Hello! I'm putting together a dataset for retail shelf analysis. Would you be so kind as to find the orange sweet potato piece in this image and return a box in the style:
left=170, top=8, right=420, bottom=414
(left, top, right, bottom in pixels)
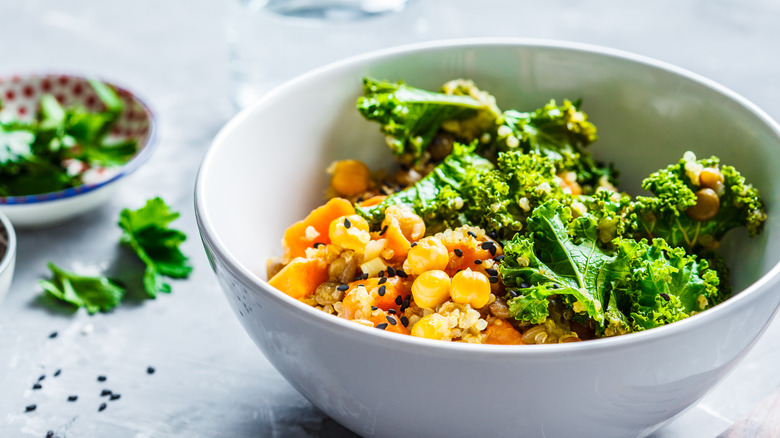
left=379, top=220, right=412, bottom=263
left=283, top=198, right=355, bottom=262
left=268, top=257, right=328, bottom=300
left=369, top=312, right=408, bottom=335
left=358, top=195, right=387, bottom=207
left=484, top=319, right=526, bottom=345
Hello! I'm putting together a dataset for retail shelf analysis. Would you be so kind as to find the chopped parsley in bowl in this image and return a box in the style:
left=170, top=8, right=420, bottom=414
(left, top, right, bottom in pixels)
left=0, top=73, right=157, bottom=227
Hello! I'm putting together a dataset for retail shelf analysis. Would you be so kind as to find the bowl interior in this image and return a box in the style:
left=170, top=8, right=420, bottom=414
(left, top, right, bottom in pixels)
left=199, top=40, right=780, bottom=315
left=0, top=73, right=155, bottom=203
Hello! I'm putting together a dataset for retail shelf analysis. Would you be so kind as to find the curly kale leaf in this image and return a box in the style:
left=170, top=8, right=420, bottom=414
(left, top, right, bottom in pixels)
left=609, top=238, right=720, bottom=332
left=495, top=99, right=615, bottom=190
left=462, top=150, right=563, bottom=242
left=356, top=78, right=500, bottom=164
left=630, top=152, right=766, bottom=252
left=355, top=143, right=493, bottom=232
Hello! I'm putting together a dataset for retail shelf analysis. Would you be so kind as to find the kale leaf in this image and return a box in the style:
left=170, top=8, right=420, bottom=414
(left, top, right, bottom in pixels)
left=39, top=263, right=125, bottom=314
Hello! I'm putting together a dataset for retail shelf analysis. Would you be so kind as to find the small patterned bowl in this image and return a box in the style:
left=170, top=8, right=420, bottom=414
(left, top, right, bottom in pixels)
left=0, top=73, right=157, bottom=228
left=0, top=209, right=15, bottom=304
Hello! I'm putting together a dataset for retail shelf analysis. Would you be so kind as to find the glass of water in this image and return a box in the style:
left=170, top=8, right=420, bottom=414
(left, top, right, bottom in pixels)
left=226, top=0, right=432, bottom=109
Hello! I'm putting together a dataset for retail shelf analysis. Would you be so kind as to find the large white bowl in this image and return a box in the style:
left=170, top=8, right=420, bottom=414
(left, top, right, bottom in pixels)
left=195, top=39, right=780, bottom=437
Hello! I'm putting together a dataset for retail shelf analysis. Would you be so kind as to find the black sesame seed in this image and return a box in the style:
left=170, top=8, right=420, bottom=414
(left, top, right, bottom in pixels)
left=489, top=276, right=499, bottom=284
left=313, top=242, right=325, bottom=248
left=337, top=284, right=349, bottom=292
left=146, top=366, right=155, bottom=375
left=356, top=196, right=364, bottom=203
left=468, top=231, right=477, bottom=238
left=46, top=431, right=54, bottom=438
left=387, top=309, right=396, bottom=315
left=25, top=404, right=36, bottom=412
left=493, top=255, right=505, bottom=262
left=481, top=241, right=496, bottom=254
left=101, top=389, right=112, bottom=397
left=509, top=290, right=520, bottom=298
left=376, top=323, right=388, bottom=330
left=97, top=376, right=107, bottom=382
left=410, top=242, right=417, bottom=247
left=387, top=266, right=396, bottom=277
left=379, top=225, right=388, bottom=236
left=38, top=375, right=45, bottom=382
left=400, top=316, right=409, bottom=327
left=378, top=285, right=386, bottom=296
left=67, top=395, right=78, bottom=402
left=361, top=273, right=369, bottom=280
left=48, top=331, right=58, bottom=339
left=344, top=218, right=352, bottom=229
left=396, top=269, right=408, bottom=278
left=490, top=231, right=498, bottom=239
left=353, top=276, right=362, bottom=282
left=519, top=282, right=531, bottom=289
left=371, top=306, right=378, bottom=311
left=53, top=369, right=61, bottom=377
left=660, top=293, right=670, bottom=302
left=98, top=403, right=107, bottom=412
left=395, top=295, right=403, bottom=305
left=33, top=383, right=42, bottom=390
left=551, top=284, right=560, bottom=290
left=378, top=277, right=387, bottom=285
left=454, top=248, right=463, bottom=257
left=474, top=259, right=483, bottom=265
left=109, top=394, right=121, bottom=401
left=386, top=316, right=397, bottom=325
left=486, top=268, right=498, bottom=276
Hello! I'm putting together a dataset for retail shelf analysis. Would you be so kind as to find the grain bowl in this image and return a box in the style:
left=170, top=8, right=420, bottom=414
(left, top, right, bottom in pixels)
left=195, top=39, right=780, bottom=437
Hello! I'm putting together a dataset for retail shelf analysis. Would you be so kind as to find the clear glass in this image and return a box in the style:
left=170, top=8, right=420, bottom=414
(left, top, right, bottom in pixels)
left=226, top=0, right=431, bottom=109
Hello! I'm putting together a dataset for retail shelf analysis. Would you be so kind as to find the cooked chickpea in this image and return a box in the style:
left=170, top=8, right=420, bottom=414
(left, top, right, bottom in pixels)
left=699, top=167, right=724, bottom=190
left=329, top=160, right=371, bottom=196
left=328, top=215, right=371, bottom=251
left=410, top=314, right=450, bottom=340
left=411, top=270, right=451, bottom=309
left=383, top=205, right=425, bottom=241
left=449, top=268, right=491, bottom=308
left=406, top=236, right=449, bottom=275
left=686, top=188, right=720, bottom=221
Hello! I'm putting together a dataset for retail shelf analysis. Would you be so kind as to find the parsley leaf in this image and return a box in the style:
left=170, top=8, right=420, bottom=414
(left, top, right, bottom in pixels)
left=119, top=197, right=192, bottom=298
left=38, top=263, right=125, bottom=314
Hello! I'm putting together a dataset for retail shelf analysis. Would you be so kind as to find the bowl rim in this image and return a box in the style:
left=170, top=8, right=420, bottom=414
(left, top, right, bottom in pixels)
left=0, top=209, right=16, bottom=275
left=196, top=37, right=780, bottom=356
left=0, top=72, right=158, bottom=206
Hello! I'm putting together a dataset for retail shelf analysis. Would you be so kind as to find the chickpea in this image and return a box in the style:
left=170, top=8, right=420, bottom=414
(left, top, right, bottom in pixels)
left=686, top=188, right=720, bottom=221
left=699, top=167, right=725, bottom=194
left=329, top=160, right=371, bottom=197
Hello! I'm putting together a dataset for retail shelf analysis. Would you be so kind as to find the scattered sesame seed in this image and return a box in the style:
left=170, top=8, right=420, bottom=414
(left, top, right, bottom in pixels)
left=48, top=332, right=58, bottom=339
left=387, top=266, right=396, bottom=277
left=378, top=277, right=387, bottom=285
left=400, top=316, right=409, bottom=327
left=489, top=276, right=499, bottom=284
left=313, top=242, right=325, bottom=248
left=101, top=389, right=112, bottom=397
left=474, top=259, right=483, bottom=265
left=53, top=369, right=61, bottom=377
left=344, top=218, right=352, bottom=229
left=33, top=383, right=42, bottom=390
left=38, top=375, right=45, bottom=382
left=25, top=404, right=36, bottom=412
left=396, top=269, right=408, bottom=278
left=486, top=268, right=498, bottom=276
left=146, top=366, right=155, bottom=375
left=395, top=295, right=403, bottom=305
left=98, top=403, right=107, bottom=412
left=468, top=231, right=477, bottom=238
left=378, top=285, right=386, bottom=296
left=481, top=241, right=497, bottom=256
left=494, top=255, right=505, bottom=262
left=47, top=431, right=54, bottom=438
left=386, top=316, right=397, bottom=325
left=376, top=323, right=388, bottom=330
left=509, top=290, right=520, bottom=298
left=371, top=306, right=378, bottom=311
left=454, top=249, right=463, bottom=257
left=551, top=284, right=560, bottom=289
left=109, top=394, right=121, bottom=401
left=387, top=309, right=396, bottom=314
left=519, top=282, right=530, bottom=289
left=379, top=225, right=388, bottom=236
left=97, top=376, right=107, bottom=382
left=410, top=242, right=417, bottom=247
left=660, top=293, right=670, bottom=302
left=336, top=284, right=349, bottom=292
left=67, top=395, right=78, bottom=402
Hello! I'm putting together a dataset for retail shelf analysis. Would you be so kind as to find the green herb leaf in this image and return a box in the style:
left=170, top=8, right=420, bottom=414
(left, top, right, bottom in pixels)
left=38, top=263, right=125, bottom=314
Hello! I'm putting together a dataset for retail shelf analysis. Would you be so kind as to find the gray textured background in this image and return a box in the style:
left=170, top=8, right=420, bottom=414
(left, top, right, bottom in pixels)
left=1, top=1, right=779, bottom=436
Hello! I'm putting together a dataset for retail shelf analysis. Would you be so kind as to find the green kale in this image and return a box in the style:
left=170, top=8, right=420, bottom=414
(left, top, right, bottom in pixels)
left=495, top=99, right=615, bottom=191
left=0, top=80, right=137, bottom=196
left=119, top=197, right=192, bottom=298
left=356, top=77, right=501, bottom=164
left=355, top=142, right=493, bottom=233
left=38, top=263, right=125, bottom=314
left=629, top=152, right=766, bottom=252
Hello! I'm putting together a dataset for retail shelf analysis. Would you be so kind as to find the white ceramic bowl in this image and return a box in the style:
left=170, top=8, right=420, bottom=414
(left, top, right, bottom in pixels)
left=0, top=73, right=157, bottom=228
left=0, top=210, right=16, bottom=305
left=195, top=39, right=780, bottom=437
